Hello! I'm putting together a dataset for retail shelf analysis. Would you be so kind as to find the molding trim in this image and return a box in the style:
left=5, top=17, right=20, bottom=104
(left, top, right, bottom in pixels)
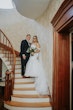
left=51, top=0, right=73, bottom=32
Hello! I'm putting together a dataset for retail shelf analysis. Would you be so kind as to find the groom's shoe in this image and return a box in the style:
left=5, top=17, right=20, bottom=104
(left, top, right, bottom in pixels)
left=23, top=76, right=30, bottom=78
left=22, top=76, right=26, bottom=78
left=26, top=76, right=30, bottom=78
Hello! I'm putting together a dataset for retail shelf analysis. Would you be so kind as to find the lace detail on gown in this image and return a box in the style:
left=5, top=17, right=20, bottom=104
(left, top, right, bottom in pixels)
left=25, top=44, right=49, bottom=95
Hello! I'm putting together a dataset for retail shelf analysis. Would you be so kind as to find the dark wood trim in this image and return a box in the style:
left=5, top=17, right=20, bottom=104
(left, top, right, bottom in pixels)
left=4, top=71, right=13, bottom=101
left=0, top=58, right=2, bottom=78
left=51, top=0, right=73, bottom=32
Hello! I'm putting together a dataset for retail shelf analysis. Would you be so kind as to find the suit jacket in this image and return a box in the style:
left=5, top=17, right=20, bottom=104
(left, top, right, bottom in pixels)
left=20, top=40, right=30, bottom=57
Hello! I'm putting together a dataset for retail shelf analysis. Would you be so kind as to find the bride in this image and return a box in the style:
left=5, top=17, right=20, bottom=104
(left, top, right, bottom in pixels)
left=25, top=35, right=49, bottom=95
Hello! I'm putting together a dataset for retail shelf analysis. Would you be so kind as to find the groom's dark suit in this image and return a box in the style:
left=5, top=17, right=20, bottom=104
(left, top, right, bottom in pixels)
left=20, top=40, right=30, bottom=76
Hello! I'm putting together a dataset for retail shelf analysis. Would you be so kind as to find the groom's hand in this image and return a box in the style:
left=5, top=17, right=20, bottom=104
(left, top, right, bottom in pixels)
left=22, top=54, right=26, bottom=59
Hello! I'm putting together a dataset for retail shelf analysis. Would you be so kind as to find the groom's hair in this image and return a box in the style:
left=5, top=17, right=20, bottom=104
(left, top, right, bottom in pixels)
left=26, top=34, right=31, bottom=37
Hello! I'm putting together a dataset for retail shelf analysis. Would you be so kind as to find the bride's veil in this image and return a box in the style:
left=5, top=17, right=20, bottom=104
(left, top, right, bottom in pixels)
left=35, top=49, right=50, bottom=95
left=38, top=48, right=48, bottom=81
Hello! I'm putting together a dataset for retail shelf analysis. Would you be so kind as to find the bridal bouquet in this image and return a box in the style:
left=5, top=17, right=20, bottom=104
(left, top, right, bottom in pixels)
left=27, top=47, right=37, bottom=56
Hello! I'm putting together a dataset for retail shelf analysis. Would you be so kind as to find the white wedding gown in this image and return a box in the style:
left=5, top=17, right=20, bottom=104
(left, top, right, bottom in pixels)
left=25, top=44, right=49, bottom=95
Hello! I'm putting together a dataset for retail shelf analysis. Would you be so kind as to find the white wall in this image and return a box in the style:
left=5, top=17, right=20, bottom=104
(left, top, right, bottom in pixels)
left=36, top=0, right=64, bottom=94
left=36, top=0, right=64, bottom=28
left=0, top=0, right=63, bottom=94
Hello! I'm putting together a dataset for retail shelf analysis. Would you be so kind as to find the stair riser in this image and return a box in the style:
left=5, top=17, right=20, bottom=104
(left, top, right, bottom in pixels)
left=15, top=78, right=34, bottom=83
left=13, top=90, right=38, bottom=95
left=15, top=69, right=21, bottom=73
left=11, top=97, right=50, bottom=103
left=15, top=74, right=21, bottom=78
left=15, top=76, right=22, bottom=79
left=16, top=61, right=21, bottom=64
left=16, top=58, right=21, bottom=60
left=14, top=84, right=35, bottom=88
left=4, top=104, right=52, bottom=110
left=15, top=65, right=21, bottom=69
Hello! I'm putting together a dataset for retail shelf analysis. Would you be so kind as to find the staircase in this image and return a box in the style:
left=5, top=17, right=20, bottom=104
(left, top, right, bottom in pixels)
left=4, top=57, right=52, bottom=110
left=0, top=29, right=52, bottom=110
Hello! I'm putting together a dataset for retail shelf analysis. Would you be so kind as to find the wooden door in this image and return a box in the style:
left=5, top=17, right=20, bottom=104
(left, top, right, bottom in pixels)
left=53, top=32, right=70, bottom=110
left=51, top=0, right=73, bottom=110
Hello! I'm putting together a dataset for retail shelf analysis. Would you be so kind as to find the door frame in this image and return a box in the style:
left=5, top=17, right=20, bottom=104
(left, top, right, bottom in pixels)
left=70, top=31, right=73, bottom=110
left=51, top=0, right=73, bottom=110
left=0, top=58, right=2, bottom=79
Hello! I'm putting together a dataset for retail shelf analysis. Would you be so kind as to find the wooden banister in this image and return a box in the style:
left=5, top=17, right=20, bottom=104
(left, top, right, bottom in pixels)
left=0, top=29, right=16, bottom=101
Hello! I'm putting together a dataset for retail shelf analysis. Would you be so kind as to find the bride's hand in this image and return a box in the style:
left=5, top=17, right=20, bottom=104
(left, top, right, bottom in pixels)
left=35, top=43, right=40, bottom=53
left=34, top=49, right=40, bottom=53
left=31, top=52, right=34, bottom=56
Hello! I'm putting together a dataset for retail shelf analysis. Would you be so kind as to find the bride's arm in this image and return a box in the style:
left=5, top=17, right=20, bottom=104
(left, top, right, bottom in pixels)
left=35, top=43, right=40, bottom=53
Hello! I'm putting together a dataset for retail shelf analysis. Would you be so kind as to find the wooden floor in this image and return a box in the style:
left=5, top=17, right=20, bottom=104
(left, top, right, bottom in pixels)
left=0, top=95, right=8, bottom=110
left=0, top=86, right=8, bottom=110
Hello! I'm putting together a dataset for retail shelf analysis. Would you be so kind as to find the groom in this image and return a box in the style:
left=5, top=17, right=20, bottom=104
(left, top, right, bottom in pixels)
left=20, top=34, right=31, bottom=78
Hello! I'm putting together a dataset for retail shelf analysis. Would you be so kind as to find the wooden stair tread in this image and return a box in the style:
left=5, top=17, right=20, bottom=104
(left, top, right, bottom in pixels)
left=5, top=101, right=52, bottom=107
left=13, top=88, right=35, bottom=91
left=12, top=94, right=50, bottom=98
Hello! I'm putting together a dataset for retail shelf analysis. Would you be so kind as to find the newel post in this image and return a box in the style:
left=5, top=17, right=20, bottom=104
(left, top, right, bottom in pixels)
left=4, top=70, right=12, bottom=101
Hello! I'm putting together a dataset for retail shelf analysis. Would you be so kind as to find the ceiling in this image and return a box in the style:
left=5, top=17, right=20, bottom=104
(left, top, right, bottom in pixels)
left=13, top=0, right=51, bottom=19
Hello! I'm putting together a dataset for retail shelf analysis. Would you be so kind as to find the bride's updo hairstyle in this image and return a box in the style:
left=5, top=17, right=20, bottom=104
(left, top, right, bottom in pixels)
left=32, top=35, right=39, bottom=43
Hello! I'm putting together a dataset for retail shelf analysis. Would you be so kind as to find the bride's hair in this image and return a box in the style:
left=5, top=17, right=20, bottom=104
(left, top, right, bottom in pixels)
left=32, top=35, right=39, bottom=43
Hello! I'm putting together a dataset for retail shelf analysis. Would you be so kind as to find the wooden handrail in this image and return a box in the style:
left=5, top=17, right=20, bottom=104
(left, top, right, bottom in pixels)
left=0, top=29, right=16, bottom=70
left=0, top=29, right=13, bottom=47
left=15, top=49, right=20, bottom=57
left=0, top=29, right=16, bottom=101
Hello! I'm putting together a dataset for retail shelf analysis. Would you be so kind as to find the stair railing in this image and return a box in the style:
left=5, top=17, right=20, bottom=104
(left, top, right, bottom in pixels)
left=0, top=29, right=16, bottom=101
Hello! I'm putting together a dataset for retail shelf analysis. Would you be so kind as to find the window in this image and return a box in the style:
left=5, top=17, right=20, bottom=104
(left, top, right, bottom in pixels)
left=0, top=0, right=14, bottom=9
